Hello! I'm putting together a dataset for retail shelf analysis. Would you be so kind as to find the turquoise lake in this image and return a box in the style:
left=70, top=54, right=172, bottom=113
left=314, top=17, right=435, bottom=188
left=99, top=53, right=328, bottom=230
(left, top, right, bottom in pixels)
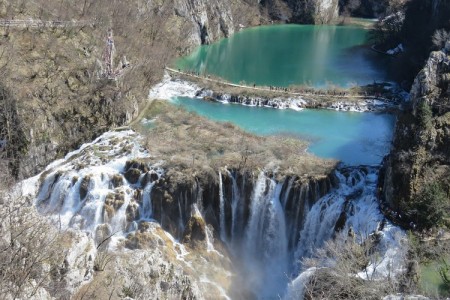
left=172, top=24, right=395, bottom=165
left=171, top=97, right=395, bottom=165
left=176, top=24, right=391, bottom=88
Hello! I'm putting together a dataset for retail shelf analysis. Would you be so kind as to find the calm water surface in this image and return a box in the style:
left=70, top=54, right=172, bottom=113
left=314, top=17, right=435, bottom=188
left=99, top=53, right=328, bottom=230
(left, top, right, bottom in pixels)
left=172, top=97, right=395, bottom=165
left=176, top=25, right=390, bottom=87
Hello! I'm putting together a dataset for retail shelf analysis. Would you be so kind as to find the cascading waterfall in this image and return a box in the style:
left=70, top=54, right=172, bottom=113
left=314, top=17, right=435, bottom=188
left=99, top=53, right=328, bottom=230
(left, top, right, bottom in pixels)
left=293, top=192, right=346, bottom=263
left=110, top=187, right=133, bottom=233
left=241, top=172, right=289, bottom=299
left=140, top=182, right=155, bottom=220
left=219, top=170, right=226, bottom=242
left=213, top=167, right=404, bottom=299
left=229, top=170, right=242, bottom=246
left=284, top=167, right=406, bottom=299
left=31, top=131, right=162, bottom=239
left=28, top=129, right=404, bottom=300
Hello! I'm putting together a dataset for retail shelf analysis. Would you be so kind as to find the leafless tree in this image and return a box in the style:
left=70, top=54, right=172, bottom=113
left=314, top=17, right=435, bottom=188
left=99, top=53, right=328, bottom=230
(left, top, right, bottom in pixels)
left=301, top=230, right=411, bottom=299
left=432, top=29, right=450, bottom=49
left=0, top=180, right=66, bottom=299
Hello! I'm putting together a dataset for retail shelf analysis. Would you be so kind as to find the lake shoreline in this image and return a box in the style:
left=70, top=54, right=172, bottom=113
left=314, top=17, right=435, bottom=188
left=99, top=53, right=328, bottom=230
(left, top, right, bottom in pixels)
left=157, top=73, right=404, bottom=113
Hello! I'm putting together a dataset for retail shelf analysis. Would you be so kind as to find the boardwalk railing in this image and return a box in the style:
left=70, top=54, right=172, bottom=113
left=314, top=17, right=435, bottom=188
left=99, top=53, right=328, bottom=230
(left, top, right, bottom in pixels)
left=165, top=67, right=391, bottom=100
left=0, top=19, right=90, bottom=28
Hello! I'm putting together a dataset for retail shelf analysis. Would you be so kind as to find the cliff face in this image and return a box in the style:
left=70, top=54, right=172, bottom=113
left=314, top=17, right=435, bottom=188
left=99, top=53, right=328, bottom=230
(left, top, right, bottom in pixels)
left=274, top=0, right=340, bottom=24
left=382, top=46, right=450, bottom=217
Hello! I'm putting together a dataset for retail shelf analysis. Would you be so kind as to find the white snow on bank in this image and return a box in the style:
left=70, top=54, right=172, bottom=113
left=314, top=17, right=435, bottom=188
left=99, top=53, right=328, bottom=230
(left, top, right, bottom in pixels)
left=149, top=73, right=200, bottom=99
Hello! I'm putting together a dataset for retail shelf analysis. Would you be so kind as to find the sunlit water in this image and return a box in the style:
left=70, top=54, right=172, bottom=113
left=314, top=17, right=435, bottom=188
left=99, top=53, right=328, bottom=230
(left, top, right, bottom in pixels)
left=171, top=97, right=395, bottom=165
left=176, top=24, right=390, bottom=88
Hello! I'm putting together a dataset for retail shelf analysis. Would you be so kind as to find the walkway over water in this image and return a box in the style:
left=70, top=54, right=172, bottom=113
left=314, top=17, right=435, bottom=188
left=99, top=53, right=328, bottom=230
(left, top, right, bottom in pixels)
left=165, top=67, right=394, bottom=102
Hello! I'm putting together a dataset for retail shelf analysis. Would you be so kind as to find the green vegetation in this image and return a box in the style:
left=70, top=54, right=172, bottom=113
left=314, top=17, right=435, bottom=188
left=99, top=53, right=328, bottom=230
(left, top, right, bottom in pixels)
left=417, top=101, right=433, bottom=129
left=407, top=183, right=449, bottom=229
left=420, top=258, right=450, bottom=298
left=439, top=260, right=450, bottom=285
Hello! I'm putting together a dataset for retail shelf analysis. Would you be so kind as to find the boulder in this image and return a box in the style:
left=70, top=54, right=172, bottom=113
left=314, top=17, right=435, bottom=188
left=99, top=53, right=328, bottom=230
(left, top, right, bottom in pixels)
left=124, top=168, right=141, bottom=184
left=111, top=174, right=124, bottom=188
left=182, top=214, right=207, bottom=249
left=79, top=175, right=91, bottom=200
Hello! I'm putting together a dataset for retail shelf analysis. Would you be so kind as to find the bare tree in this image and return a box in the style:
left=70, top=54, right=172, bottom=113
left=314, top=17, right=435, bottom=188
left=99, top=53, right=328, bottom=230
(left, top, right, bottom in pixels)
left=432, top=29, right=450, bottom=49
left=301, top=230, right=411, bottom=299
left=0, top=181, right=66, bottom=299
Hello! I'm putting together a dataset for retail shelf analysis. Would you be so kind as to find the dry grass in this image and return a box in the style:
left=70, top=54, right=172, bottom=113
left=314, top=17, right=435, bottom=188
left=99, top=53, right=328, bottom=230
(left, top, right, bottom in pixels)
left=133, top=101, right=337, bottom=179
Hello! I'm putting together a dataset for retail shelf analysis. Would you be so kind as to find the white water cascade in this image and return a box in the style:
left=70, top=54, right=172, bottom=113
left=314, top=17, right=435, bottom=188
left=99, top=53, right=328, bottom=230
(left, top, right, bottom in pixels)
left=140, top=182, right=155, bottom=220
left=284, top=167, right=406, bottom=299
left=229, top=170, right=243, bottom=246
left=29, top=131, right=163, bottom=240
left=238, top=172, right=289, bottom=299
left=23, top=130, right=406, bottom=300
left=218, top=170, right=226, bottom=243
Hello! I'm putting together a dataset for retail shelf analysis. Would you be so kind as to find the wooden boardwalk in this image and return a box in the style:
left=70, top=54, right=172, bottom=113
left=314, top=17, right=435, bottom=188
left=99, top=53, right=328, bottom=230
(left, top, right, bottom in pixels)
left=0, top=19, right=90, bottom=28
left=165, top=67, right=391, bottom=101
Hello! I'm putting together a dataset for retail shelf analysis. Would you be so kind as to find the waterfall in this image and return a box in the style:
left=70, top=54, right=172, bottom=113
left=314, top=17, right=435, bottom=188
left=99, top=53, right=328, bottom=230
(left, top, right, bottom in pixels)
left=110, top=187, right=132, bottom=233
left=140, top=182, right=154, bottom=220
left=286, top=167, right=406, bottom=299
left=242, top=172, right=289, bottom=299
left=294, top=193, right=345, bottom=263
left=31, top=130, right=156, bottom=237
left=28, top=130, right=405, bottom=300
left=229, top=170, right=242, bottom=246
left=218, top=170, right=226, bottom=243
left=281, top=177, right=295, bottom=209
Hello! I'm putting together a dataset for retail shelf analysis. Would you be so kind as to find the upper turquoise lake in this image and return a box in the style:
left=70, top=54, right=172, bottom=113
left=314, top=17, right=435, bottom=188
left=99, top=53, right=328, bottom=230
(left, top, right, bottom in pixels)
left=172, top=24, right=395, bottom=165
left=176, top=24, right=390, bottom=88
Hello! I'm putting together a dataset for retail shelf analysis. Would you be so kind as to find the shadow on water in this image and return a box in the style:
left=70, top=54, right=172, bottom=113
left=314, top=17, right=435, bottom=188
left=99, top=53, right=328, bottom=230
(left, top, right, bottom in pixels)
left=329, top=112, right=396, bottom=166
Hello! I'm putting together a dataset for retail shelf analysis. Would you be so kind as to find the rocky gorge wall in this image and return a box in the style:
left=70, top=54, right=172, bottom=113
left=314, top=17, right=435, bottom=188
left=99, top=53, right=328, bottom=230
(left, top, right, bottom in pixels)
left=382, top=44, right=450, bottom=222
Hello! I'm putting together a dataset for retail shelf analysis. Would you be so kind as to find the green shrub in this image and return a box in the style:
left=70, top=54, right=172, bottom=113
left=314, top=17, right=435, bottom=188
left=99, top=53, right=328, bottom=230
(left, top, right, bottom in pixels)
left=411, top=183, right=449, bottom=229
left=417, top=101, right=433, bottom=129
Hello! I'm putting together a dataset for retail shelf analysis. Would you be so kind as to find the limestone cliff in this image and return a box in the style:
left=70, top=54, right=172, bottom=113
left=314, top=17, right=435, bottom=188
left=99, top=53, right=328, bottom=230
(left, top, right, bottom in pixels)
left=382, top=45, right=450, bottom=226
left=264, top=0, right=340, bottom=24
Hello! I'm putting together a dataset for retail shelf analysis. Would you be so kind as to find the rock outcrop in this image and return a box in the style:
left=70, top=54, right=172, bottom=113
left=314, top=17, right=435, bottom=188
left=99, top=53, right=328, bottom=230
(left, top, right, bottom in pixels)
left=283, top=0, right=340, bottom=24
left=382, top=46, right=450, bottom=221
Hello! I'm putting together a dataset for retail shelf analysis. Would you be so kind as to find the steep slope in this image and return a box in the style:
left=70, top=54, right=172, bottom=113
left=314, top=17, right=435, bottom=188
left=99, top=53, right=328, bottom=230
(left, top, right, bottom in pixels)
left=382, top=45, right=450, bottom=228
left=0, top=0, right=262, bottom=179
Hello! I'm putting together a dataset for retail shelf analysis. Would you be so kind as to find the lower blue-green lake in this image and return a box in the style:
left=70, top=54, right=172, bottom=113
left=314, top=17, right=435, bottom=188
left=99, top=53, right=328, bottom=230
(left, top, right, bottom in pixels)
left=172, top=97, right=395, bottom=165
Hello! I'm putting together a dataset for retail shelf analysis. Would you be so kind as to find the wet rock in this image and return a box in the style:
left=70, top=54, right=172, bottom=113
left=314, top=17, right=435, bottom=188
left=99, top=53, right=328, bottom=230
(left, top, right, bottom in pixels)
left=160, top=281, right=170, bottom=292
left=334, top=211, right=347, bottom=232
left=95, top=224, right=112, bottom=248
left=182, top=215, right=207, bottom=249
left=126, top=202, right=139, bottom=222
left=142, top=170, right=159, bottom=186
left=125, top=159, right=149, bottom=173
left=79, top=175, right=91, bottom=200
left=111, top=174, right=124, bottom=188
left=125, top=168, right=141, bottom=184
